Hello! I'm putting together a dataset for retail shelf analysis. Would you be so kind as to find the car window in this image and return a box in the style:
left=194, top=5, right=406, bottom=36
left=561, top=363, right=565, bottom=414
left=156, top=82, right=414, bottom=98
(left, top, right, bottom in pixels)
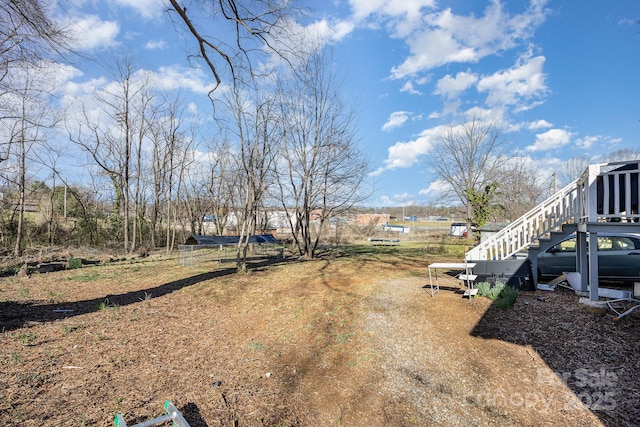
left=597, top=236, right=614, bottom=251
left=552, top=238, right=576, bottom=252
left=608, top=236, right=636, bottom=251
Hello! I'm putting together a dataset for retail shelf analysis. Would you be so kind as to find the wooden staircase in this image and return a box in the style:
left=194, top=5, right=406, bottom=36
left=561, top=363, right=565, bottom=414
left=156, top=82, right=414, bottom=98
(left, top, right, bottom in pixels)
left=464, top=160, right=640, bottom=300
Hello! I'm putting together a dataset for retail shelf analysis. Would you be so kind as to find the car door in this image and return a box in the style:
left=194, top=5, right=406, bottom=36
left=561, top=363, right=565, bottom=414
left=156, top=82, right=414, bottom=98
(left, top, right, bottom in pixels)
left=597, top=235, right=640, bottom=278
left=538, top=237, right=577, bottom=276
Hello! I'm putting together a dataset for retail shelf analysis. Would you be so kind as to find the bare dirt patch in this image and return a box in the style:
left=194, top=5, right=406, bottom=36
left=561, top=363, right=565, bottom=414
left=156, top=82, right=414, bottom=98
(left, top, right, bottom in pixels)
left=0, top=249, right=638, bottom=426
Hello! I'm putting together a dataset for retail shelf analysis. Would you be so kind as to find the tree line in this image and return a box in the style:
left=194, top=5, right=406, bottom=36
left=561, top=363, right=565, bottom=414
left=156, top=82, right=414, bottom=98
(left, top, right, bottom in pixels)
left=0, top=1, right=368, bottom=272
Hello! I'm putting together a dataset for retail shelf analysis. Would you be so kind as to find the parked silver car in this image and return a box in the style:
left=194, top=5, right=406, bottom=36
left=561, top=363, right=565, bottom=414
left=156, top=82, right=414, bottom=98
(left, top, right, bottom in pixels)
left=537, top=233, right=640, bottom=282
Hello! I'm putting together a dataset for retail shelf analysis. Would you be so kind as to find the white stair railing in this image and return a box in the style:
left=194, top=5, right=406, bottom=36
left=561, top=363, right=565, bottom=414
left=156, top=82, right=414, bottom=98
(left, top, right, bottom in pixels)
left=465, top=159, right=640, bottom=262
left=465, top=179, right=579, bottom=261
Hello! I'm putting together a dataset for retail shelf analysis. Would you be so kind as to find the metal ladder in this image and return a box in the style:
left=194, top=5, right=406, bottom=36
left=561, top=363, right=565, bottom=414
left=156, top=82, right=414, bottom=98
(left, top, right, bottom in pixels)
left=114, top=400, right=191, bottom=427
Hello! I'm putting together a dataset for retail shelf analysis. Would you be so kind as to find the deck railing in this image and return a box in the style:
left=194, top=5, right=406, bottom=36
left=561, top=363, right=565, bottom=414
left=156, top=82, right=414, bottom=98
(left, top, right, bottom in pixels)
left=465, top=160, right=640, bottom=261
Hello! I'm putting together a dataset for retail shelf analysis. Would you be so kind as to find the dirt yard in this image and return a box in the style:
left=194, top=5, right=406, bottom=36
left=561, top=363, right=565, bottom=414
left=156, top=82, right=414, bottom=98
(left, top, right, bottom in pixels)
left=1, top=247, right=639, bottom=426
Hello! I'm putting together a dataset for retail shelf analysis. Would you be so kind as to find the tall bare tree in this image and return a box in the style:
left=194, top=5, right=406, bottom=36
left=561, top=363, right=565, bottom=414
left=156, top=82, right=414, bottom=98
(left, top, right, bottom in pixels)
left=432, top=116, right=506, bottom=237
left=274, top=48, right=368, bottom=259
left=224, top=88, right=277, bottom=272
left=68, top=59, right=153, bottom=253
left=205, top=138, right=235, bottom=236
left=147, top=94, right=193, bottom=253
left=2, top=67, right=57, bottom=256
left=558, top=155, right=591, bottom=187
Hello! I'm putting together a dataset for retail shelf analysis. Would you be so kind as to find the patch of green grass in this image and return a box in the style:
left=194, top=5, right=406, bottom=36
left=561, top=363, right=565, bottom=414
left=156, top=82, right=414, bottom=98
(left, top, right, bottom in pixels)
left=15, top=332, right=36, bottom=344
left=61, top=324, right=83, bottom=334
left=70, top=270, right=105, bottom=282
left=46, top=289, right=64, bottom=301
left=19, top=288, right=29, bottom=298
left=336, top=331, right=354, bottom=344
left=248, top=340, right=267, bottom=352
left=98, top=299, right=121, bottom=319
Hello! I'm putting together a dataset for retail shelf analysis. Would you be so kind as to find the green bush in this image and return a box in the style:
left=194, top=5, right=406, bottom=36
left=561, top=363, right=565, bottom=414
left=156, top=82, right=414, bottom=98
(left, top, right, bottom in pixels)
left=476, top=281, right=492, bottom=296
left=476, top=281, right=517, bottom=309
left=495, top=285, right=518, bottom=310
left=68, top=258, right=83, bottom=269
left=477, top=281, right=505, bottom=300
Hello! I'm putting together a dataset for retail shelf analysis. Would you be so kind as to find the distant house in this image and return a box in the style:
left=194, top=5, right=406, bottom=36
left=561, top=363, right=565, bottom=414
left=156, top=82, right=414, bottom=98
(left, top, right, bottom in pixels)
left=477, top=222, right=510, bottom=243
left=355, top=213, right=390, bottom=226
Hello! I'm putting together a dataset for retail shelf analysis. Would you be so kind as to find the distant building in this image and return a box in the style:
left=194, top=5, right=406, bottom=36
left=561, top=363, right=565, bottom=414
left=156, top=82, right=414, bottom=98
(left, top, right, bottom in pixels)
left=355, top=213, right=390, bottom=226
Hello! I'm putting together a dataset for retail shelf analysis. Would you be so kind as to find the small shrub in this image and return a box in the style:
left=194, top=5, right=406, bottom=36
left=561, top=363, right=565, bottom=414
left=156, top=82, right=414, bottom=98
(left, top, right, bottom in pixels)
left=487, top=282, right=506, bottom=300
left=476, top=282, right=492, bottom=296
left=16, top=332, right=37, bottom=344
left=495, top=285, right=518, bottom=310
left=477, top=281, right=505, bottom=300
left=68, top=258, right=83, bottom=269
left=476, top=281, right=517, bottom=309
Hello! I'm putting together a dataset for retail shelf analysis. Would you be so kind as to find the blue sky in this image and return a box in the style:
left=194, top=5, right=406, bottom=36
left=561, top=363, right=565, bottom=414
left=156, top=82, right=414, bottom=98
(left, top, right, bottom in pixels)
left=52, top=0, right=640, bottom=207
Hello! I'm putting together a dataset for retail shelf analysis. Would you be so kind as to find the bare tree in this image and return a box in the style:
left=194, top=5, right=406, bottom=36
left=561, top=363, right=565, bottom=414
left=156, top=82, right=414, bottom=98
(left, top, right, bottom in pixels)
left=166, top=0, right=297, bottom=94
left=0, top=0, right=69, bottom=93
left=2, top=67, right=57, bottom=256
left=558, top=155, right=591, bottom=187
left=274, top=48, right=368, bottom=259
left=432, top=116, right=507, bottom=237
left=224, top=88, right=277, bottom=272
left=205, top=138, right=235, bottom=236
left=606, top=148, right=640, bottom=163
left=148, top=94, right=194, bottom=253
left=494, top=158, right=547, bottom=221
left=68, top=58, right=152, bottom=253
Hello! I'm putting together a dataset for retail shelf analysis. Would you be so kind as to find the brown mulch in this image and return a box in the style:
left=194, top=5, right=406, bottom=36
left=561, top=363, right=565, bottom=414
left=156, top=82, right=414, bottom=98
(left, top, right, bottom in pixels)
left=0, top=251, right=639, bottom=426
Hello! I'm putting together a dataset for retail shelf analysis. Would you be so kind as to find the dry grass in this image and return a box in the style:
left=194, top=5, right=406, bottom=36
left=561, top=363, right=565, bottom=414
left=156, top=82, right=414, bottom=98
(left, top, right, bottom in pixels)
left=0, top=247, right=637, bottom=426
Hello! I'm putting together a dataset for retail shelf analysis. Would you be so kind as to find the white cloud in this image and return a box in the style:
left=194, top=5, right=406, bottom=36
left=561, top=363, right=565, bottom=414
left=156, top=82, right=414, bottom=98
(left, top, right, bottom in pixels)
left=145, top=39, right=167, bottom=50
left=382, top=111, right=411, bottom=131
left=393, top=192, right=413, bottom=203
left=349, top=0, right=438, bottom=35
left=147, top=65, right=218, bottom=94
left=261, top=16, right=356, bottom=72
left=576, top=135, right=599, bottom=149
left=399, top=80, right=423, bottom=95
left=462, top=106, right=504, bottom=122
left=528, top=119, right=553, bottom=130
left=477, top=54, right=547, bottom=107
left=50, top=64, right=85, bottom=89
left=311, top=17, right=355, bottom=43
left=114, top=0, right=164, bottom=20
left=418, top=179, right=449, bottom=198
left=375, top=126, right=444, bottom=173
left=67, top=15, right=119, bottom=51
left=526, top=128, right=575, bottom=152
left=434, top=71, right=478, bottom=99
left=389, top=1, right=549, bottom=79
left=379, top=195, right=393, bottom=205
